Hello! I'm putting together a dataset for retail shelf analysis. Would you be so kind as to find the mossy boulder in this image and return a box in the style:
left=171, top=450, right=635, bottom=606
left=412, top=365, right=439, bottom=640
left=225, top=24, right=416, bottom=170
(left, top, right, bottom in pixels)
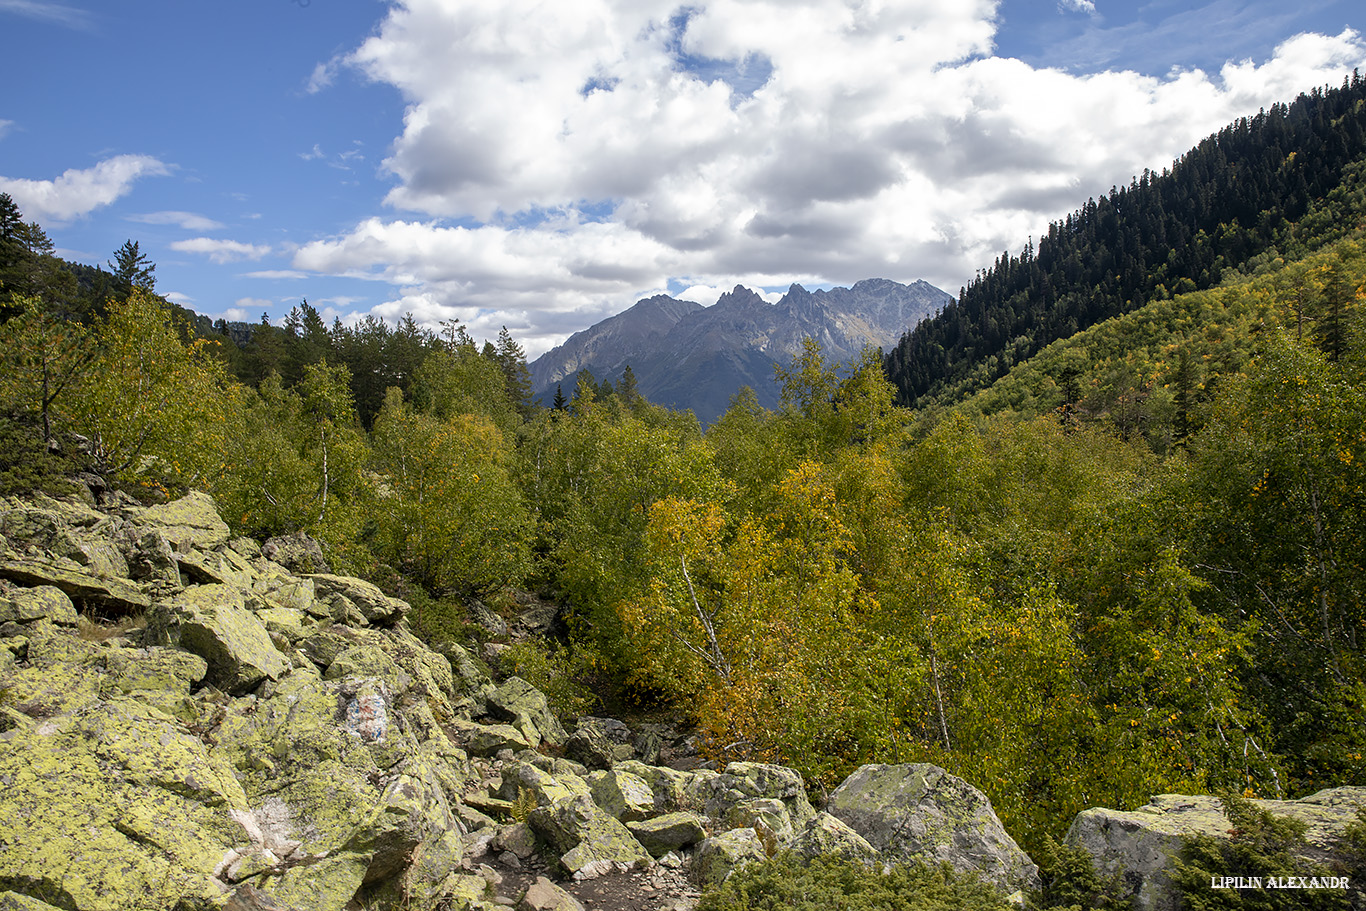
left=139, top=492, right=232, bottom=551
left=587, top=768, right=655, bottom=822
left=694, top=827, right=767, bottom=885
left=527, top=794, right=651, bottom=880
left=626, top=812, right=707, bottom=857
left=827, top=763, right=1039, bottom=894
left=147, top=585, right=287, bottom=694
left=0, top=586, right=77, bottom=626
left=0, top=697, right=251, bottom=911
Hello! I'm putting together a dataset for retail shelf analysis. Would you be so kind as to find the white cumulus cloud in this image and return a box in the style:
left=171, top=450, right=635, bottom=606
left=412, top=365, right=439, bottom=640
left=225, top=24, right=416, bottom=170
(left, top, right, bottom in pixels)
left=307, top=0, right=1366, bottom=353
left=0, top=155, right=171, bottom=223
left=127, top=210, right=226, bottom=231
left=171, top=237, right=272, bottom=264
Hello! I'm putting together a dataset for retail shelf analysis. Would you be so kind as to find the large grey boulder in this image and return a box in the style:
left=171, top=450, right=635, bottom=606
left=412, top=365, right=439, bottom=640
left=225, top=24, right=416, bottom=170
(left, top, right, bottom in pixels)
left=627, top=812, right=708, bottom=857
left=146, top=584, right=288, bottom=694
left=694, top=827, right=767, bottom=885
left=306, top=574, right=409, bottom=626
left=0, top=586, right=78, bottom=626
left=1066, top=788, right=1366, bottom=911
left=140, top=492, right=232, bottom=551
left=827, top=763, right=1039, bottom=894
left=527, top=794, right=652, bottom=880
left=484, top=675, right=568, bottom=747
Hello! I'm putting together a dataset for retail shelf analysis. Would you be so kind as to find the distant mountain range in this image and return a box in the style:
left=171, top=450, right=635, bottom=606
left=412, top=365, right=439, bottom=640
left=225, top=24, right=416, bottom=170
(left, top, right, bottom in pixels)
left=529, top=278, right=952, bottom=423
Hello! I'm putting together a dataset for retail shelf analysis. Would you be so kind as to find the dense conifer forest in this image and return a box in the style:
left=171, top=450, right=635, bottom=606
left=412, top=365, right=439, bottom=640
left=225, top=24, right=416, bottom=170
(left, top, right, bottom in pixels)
left=885, top=70, right=1366, bottom=407
left=2, top=75, right=1365, bottom=868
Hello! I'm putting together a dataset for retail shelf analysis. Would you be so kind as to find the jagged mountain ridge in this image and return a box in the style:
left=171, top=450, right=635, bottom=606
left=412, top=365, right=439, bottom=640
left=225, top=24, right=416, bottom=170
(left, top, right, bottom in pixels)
left=530, top=278, right=952, bottom=422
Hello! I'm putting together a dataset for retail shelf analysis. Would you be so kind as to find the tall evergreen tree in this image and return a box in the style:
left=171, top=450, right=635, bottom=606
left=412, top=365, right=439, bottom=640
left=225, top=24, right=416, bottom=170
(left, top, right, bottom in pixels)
left=494, top=326, right=533, bottom=416
left=108, top=239, right=156, bottom=292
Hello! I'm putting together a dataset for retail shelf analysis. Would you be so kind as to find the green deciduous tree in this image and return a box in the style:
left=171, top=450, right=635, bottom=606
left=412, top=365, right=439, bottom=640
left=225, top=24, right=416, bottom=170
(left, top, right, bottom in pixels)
left=370, top=388, right=532, bottom=594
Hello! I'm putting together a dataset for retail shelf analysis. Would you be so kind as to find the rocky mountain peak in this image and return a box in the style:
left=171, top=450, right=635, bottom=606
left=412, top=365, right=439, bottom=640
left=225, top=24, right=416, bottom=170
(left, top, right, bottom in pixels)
left=529, top=277, right=954, bottom=423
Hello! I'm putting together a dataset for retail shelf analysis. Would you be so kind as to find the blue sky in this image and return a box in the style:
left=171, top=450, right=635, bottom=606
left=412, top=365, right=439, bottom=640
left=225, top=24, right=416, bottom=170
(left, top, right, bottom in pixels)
left=2, top=0, right=1365, bottom=358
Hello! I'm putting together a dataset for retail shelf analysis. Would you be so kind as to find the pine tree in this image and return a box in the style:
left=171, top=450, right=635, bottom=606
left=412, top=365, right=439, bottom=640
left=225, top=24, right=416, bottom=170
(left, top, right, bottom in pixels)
left=494, top=326, right=533, bottom=416
left=617, top=364, right=640, bottom=404
left=109, top=239, right=155, bottom=292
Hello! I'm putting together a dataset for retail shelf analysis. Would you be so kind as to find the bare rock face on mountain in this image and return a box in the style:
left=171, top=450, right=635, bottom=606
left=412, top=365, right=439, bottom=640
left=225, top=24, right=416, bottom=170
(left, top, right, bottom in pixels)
left=530, top=278, right=952, bottom=423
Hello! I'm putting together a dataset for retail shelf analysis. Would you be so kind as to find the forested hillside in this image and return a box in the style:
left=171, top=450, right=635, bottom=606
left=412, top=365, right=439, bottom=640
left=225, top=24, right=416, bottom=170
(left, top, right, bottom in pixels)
left=2, top=85, right=1365, bottom=866
left=885, top=70, right=1366, bottom=408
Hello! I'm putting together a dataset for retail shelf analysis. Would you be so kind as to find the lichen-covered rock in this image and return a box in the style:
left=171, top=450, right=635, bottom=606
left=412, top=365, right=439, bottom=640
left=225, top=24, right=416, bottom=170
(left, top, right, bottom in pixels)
left=0, top=586, right=77, bottom=626
left=147, top=585, right=287, bottom=694
left=0, top=697, right=252, bottom=911
left=588, top=768, right=656, bottom=822
left=701, top=762, right=816, bottom=828
left=565, top=716, right=634, bottom=770
left=261, top=531, right=330, bottom=575
left=519, top=875, right=587, bottom=911
left=484, top=676, right=567, bottom=747
left=0, top=506, right=127, bottom=580
left=527, top=794, right=651, bottom=880
left=694, top=827, right=767, bottom=885
left=114, top=526, right=181, bottom=586
left=253, top=606, right=315, bottom=645
left=450, top=719, right=533, bottom=756
left=434, top=639, right=494, bottom=693
left=626, top=812, right=707, bottom=857
left=1066, top=788, right=1366, bottom=911
left=725, top=797, right=795, bottom=842
left=175, top=548, right=255, bottom=588
left=0, top=489, right=483, bottom=911
left=0, top=556, right=151, bottom=613
left=0, top=892, right=67, bottom=910
left=324, top=645, right=411, bottom=694
left=499, top=761, right=591, bottom=808
left=614, top=760, right=698, bottom=814
left=4, top=628, right=106, bottom=718
left=827, top=763, right=1039, bottom=894
left=140, top=491, right=232, bottom=551
left=788, top=812, right=878, bottom=863
left=102, top=646, right=208, bottom=693
left=253, top=574, right=318, bottom=616
left=306, top=574, right=408, bottom=626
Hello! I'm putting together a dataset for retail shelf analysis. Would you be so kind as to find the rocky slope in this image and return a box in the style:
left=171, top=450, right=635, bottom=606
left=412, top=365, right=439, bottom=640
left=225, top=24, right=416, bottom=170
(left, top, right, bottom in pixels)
left=1, top=485, right=1361, bottom=911
left=0, top=487, right=1031, bottom=911
left=529, top=279, right=952, bottom=423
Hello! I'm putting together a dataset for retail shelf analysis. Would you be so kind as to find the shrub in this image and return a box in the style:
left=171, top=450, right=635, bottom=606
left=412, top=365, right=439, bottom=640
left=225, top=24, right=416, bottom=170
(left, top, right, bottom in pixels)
left=697, top=852, right=1011, bottom=911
